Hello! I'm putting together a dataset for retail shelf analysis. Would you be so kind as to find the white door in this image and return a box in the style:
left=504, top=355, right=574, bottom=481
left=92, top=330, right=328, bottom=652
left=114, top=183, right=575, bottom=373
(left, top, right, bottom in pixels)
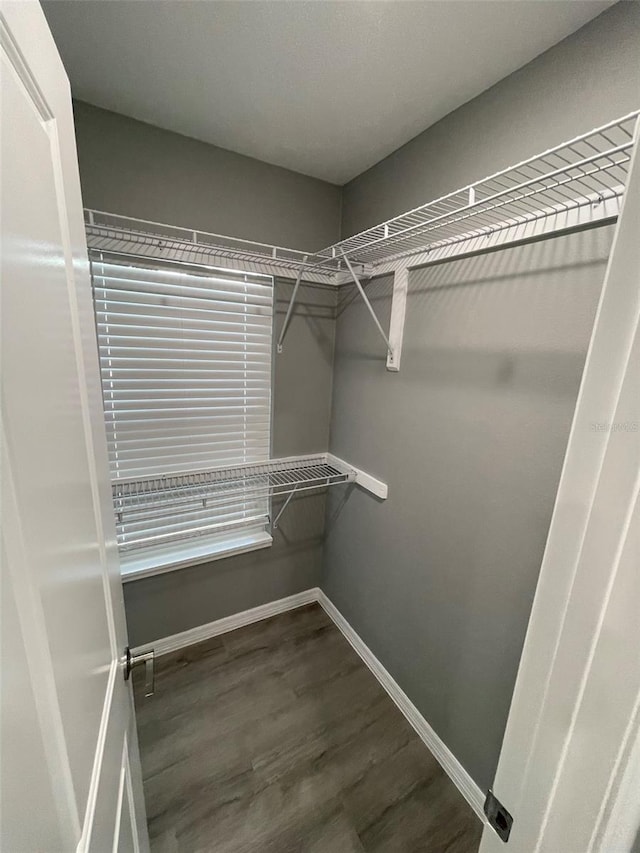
left=479, top=122, right=640, bottom=851
left=1, top=3, right=149, bottom=851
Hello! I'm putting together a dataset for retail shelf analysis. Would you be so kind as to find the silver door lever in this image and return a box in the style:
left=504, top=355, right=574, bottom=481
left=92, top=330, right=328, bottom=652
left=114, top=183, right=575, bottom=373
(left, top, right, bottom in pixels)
left=124, top=647, right=155, bottom=697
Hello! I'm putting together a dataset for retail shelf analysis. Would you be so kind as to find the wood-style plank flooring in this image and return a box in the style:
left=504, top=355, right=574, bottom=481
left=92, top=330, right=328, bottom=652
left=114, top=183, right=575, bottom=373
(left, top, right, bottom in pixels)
left=133, top=604, right=482, bottom=853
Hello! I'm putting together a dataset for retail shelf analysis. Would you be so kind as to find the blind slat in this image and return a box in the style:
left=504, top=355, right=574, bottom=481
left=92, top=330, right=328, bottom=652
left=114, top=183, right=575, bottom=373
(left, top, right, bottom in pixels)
left=103, top=419, right=272, bottom=435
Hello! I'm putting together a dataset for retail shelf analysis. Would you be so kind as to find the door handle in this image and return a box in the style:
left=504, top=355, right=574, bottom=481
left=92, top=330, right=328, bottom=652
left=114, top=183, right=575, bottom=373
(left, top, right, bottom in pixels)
left=124, top=647, right=155, bottom=697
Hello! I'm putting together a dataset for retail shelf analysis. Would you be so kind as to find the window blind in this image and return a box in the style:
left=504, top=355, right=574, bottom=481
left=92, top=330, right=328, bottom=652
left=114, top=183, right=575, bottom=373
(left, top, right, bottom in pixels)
left=90, top=252, right=273, bottom=559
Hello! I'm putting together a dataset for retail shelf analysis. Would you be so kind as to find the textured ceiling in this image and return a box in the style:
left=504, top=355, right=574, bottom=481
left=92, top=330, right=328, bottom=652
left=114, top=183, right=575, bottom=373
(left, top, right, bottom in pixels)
left=43, top=0, right=614, bottom=184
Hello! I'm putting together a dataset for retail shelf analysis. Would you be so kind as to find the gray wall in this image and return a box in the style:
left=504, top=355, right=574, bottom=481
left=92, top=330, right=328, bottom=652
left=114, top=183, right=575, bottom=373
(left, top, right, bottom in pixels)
left=73, top=100, right=341, bottom=251
left=342, top=1, right=640, bottom=236
left=322, top=227, right=612, bottom=792
left=124, top=279, right=337, bottom=646
left=323, top=0, right=639, bottom=794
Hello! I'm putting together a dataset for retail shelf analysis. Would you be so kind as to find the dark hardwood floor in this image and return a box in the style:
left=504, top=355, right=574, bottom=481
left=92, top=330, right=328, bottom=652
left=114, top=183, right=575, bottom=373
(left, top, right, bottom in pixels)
left=133, top=604, right=483, bottom=853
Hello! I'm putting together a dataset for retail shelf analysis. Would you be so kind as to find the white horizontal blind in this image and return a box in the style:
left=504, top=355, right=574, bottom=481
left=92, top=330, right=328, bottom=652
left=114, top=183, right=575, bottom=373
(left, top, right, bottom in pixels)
left=90, top=252, right=273, bottom=554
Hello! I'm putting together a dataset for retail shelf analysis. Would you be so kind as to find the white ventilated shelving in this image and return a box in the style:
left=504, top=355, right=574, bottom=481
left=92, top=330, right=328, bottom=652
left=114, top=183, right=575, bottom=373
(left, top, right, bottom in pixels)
left=85, top=110, right=639, bottom=371
left=315, top=110, right=639, bottom=273
left=84, top=210, right=341, bottom=283
left=319, top=110, right=639, bottom=369
left=86, top=111, right=638, bottom=281
left=113, top=454, right=357, bottom=550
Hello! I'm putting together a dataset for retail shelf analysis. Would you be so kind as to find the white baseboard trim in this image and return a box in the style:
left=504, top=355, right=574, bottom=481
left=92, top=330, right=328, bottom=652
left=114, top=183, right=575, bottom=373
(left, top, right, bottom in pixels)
left=131, top=588, right=318, bottom=657
left=317, top=590, right=487, bottom=823
left=132, top=585, right=485, bottom=822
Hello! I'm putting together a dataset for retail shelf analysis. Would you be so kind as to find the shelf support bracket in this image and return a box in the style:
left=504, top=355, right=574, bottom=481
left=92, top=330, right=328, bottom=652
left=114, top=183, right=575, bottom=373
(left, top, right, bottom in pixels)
left=386, top=267, right=408, bottom=372
left=341, top=251, right=394, bottom=361
left=327, top=454, right=388, bottom=499
left=272, top=485, right=298, bottom=529
left=277, top=257, right=308, bottom=354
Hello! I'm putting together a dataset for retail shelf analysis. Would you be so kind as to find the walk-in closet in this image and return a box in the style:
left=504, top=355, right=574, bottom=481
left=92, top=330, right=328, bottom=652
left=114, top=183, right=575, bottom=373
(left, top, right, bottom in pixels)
left=3, top=2, right=640, bottom=852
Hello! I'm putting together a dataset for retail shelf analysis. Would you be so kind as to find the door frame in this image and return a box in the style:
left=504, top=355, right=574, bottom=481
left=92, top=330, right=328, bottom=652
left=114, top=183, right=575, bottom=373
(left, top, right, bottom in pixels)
left=479, top=121, right=640, bottom=851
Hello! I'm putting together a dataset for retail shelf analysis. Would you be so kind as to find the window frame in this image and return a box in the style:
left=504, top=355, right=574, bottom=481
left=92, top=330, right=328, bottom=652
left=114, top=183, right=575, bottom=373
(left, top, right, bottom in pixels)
left=90, top=250, right=275, bottom=579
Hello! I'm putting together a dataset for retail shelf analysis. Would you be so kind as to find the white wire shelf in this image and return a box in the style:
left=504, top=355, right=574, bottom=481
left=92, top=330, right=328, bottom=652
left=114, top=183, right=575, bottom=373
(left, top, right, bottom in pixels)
left=85, top=112, right=639, bottom=284
left=84, top=210, right=341, bottom=281
left=113, top=454, right=354, bottom=511
left=113, top=454, right=355, bottom=550
left=85, top=108, right=639, bottom=322
left=317, top=110, right=639, bottom=272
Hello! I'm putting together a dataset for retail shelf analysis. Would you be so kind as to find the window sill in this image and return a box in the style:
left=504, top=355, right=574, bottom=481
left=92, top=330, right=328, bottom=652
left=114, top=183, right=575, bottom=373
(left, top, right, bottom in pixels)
left=120, top=531, right=273, bottom=583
